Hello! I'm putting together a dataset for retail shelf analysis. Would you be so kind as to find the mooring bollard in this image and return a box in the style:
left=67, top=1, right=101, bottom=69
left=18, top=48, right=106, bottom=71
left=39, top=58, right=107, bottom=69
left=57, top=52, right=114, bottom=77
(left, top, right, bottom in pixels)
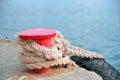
left=19, top=28, right=56, bottom=74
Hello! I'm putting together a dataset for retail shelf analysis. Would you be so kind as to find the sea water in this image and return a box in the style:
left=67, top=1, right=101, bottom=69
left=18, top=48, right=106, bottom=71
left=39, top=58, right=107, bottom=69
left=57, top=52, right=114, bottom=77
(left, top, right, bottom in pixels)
left=0, top=0, right=120, bottom=71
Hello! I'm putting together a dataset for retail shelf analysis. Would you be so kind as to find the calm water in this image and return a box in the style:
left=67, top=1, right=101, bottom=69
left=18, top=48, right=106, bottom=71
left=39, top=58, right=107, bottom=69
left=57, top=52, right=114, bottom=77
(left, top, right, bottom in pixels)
left=0, top=0, right=120, bottom=71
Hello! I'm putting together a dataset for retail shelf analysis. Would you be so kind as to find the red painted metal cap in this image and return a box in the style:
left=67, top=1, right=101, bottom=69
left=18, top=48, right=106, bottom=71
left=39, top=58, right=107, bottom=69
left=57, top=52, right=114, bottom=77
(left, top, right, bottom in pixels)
left=19, top=28, right=56, bottom=47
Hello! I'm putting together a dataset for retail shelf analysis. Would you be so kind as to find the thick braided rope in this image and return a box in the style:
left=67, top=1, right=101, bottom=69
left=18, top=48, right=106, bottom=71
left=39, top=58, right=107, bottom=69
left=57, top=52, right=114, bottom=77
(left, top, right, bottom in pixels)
left=53, top=31, right=104, bottom=59
left=25, top=56, right=76, bottom=70
left=18, top=30, right=104, bottom=70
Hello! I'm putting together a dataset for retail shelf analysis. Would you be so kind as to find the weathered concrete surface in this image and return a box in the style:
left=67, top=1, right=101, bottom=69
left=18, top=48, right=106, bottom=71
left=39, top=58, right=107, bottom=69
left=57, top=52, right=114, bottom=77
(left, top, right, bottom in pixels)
left=0, top=38, right=102, bottom=80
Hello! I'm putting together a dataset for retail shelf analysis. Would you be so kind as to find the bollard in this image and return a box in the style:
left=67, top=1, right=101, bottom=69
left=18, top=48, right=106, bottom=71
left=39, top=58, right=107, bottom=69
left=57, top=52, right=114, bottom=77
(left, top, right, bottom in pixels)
left=19, top=28, right=56, bottom=74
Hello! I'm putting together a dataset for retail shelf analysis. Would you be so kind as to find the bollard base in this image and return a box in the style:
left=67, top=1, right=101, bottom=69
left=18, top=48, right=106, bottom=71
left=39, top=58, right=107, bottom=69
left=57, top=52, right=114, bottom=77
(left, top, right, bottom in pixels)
left=27, top=68, right=53, bottom=76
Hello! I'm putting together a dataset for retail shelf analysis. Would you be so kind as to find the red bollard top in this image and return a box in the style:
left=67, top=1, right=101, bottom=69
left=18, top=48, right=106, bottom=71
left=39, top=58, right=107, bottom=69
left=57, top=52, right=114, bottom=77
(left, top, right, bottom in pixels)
left=19, top=28, right=56, bottom=47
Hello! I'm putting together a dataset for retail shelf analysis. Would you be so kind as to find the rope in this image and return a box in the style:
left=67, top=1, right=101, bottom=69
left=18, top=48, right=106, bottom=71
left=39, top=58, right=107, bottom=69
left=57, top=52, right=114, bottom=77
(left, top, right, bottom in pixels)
left=18, top=30, right=104, bottom=70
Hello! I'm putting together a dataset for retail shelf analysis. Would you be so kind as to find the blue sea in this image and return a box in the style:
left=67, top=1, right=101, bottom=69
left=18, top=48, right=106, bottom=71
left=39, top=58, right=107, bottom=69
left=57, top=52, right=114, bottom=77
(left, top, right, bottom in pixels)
left=0, top=0, right=120, bottom=71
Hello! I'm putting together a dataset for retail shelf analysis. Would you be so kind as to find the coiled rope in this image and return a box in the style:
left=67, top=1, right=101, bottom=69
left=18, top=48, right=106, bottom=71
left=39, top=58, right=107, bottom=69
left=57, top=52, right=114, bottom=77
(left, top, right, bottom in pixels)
left=18, top=30, right=104, bottom=70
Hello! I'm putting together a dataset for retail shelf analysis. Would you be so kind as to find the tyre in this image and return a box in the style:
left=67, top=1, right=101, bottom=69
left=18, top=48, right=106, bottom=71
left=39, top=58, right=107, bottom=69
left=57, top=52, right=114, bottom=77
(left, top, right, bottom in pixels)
left=71, top=56, right=120, bottom=80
